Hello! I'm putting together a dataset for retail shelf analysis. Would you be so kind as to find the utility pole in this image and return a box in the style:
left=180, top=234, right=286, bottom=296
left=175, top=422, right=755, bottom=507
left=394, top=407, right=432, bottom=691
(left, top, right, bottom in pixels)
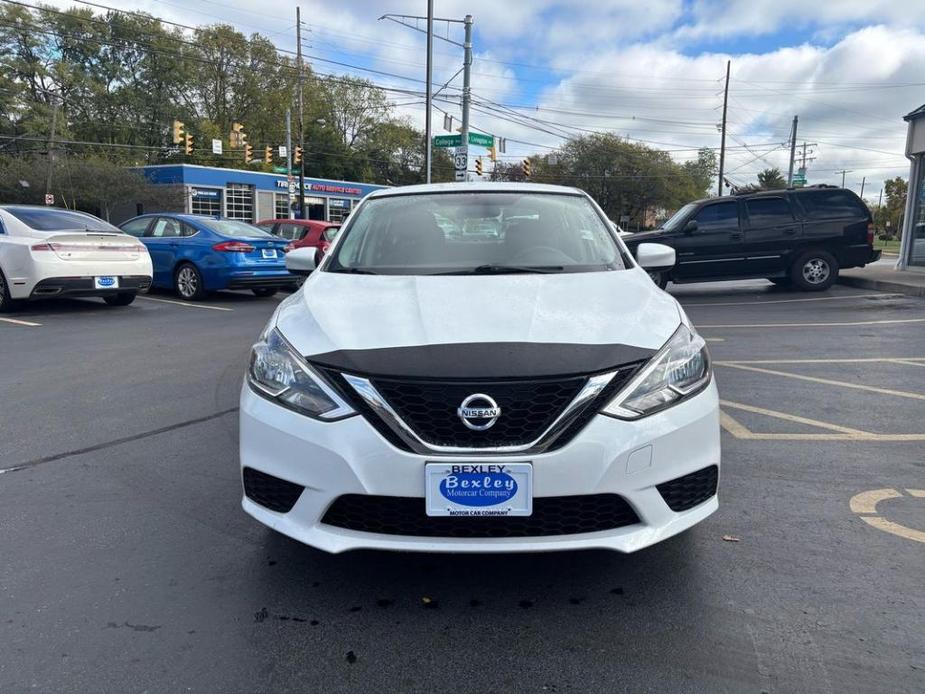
left=840, top=170, right=848, bottom=188
left=786, top=115, right=798, bottom=186
left=285, top=108, right=294, bottom=219
left=424, top=0, right=434, bottom=183
left=859, top=176, right=866, bottom=198
left=460, top=14, right=473, bottom=183
left=296, top=6, right=305, bottom=218
left=717, top=59, right=730, bottom=197
left=44, top=99, right=59, bottom=203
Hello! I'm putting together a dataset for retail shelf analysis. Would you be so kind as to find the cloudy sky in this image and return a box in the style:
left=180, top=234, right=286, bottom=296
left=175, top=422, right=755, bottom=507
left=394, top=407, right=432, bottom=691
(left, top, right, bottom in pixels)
left=91, top=0, right=925, bottom=199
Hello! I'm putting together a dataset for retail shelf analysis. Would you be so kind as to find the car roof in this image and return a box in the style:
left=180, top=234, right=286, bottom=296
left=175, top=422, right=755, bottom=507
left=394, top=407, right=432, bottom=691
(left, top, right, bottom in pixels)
left=257, top=218, right=339, bottom=227
left=365, top=181, right=585, bottom=199
left=691, top=186, right=855, bottom=206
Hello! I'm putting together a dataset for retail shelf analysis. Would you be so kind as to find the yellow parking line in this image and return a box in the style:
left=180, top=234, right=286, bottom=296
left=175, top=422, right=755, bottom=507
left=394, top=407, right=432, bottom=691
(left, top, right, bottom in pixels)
left=908, top=489, right=925, bottom=498
left=0, top=317, right=41, bottom=326
left=137, top=296, right=233, bottom=312
left=685, top=293, right=901, bottom=307
left=717, top=363, right=925, bottom=401
left=849, top=488, right=902, bottom=514
left=718, top=410, right=752, bottom=438
left=720, top=399, right=869, bottom=435
left=861, top=516, right=925, bottom=544
left=699, top=318, right=925, bottom=329
left=705, top=337, right=725, bottom=342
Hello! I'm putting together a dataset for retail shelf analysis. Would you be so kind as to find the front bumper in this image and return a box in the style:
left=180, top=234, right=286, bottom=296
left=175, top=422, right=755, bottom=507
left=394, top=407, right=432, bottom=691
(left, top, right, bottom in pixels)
left=224, top=273, right=298, bottom=290
left=239, top=380, right=721, bottom=553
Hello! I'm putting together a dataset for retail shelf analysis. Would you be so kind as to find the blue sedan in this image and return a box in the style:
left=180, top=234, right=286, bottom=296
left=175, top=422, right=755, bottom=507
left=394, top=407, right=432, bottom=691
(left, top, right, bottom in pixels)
left=119, top=214, right=297, bottom=300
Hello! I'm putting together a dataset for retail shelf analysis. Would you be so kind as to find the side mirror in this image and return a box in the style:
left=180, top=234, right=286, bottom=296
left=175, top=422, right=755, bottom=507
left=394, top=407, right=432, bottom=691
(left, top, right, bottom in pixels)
left=285, top=247, right=317, bottom=276
left=636, top=243, right=676, bottom=271
left=683, top=220, right=698, bottom=234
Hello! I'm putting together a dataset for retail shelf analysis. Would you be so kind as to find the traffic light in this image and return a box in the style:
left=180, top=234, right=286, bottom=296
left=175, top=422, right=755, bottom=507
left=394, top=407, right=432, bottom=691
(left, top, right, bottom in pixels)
left=184, top=133, right=193, bottom=155
left=522, top=159, right=531, bottom=178
left=230, top=122, right=245, bottom=148
left=264, top=145, right=272, bottom=164
left=171, top=120, right=184, bottom=144
left=487, top=145, right=497, bottom=162
left=293, top=146, right=303, bottom=165
left=244, top=143, right=253, bottom=164
left=475, top=157, right=483, bottom=176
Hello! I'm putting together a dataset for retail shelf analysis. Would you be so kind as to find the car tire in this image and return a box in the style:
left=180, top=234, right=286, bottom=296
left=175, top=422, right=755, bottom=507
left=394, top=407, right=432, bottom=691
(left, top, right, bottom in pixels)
left=251, top=287, right=278, bottom=298
left=790, top=250, right=838, bottom=291
left=0, top=268, right=19, bottom=312
left=647, top=270, right=669, bottom=290
left=103, top=292, right=136, bottom=306
left=174, top=263, right=206, bottom=301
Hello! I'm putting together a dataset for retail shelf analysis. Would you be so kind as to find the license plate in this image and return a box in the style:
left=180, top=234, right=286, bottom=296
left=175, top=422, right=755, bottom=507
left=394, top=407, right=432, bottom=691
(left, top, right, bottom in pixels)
left=94, top=276, right=118, bottom=289
left=425, top=462, right=533, bottom=517
left=261, top=248, right=278, bottom=259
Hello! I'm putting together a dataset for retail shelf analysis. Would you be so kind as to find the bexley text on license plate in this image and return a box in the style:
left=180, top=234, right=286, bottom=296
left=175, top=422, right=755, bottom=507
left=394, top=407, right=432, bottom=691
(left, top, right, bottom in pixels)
left=425, top=462, right=533, bottom=517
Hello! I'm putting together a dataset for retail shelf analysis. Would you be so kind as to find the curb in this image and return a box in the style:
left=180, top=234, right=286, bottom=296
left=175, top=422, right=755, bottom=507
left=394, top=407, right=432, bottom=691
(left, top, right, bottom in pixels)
left=837, top=274, right=925, bottom=298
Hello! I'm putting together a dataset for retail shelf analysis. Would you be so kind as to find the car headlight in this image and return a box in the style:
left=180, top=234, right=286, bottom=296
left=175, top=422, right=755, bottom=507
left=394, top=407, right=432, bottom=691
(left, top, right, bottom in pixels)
left=247, top=328, right=355, bottom=420
left=602, top=324, right=711, bottom=419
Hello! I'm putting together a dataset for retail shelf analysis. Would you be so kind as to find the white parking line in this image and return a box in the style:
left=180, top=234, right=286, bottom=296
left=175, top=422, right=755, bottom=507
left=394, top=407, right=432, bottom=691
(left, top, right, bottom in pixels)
left=137, top=296, right=233, bottom=312
left=717, top=362, right=925, bottom=401
left=685, top=292, right=902, bottom=307
left=0, top=317, right=41, bottom=327
left=699, top=318, right=925, bottom=329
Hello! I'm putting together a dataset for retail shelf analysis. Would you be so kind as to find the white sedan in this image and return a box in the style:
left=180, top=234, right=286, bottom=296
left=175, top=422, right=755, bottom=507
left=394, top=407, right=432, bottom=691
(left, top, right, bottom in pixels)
left=0, top=206, right=153, bottom=310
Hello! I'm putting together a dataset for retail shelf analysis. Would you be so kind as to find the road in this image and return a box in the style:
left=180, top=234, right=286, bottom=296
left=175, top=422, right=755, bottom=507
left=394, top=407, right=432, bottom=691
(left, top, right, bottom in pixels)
left=1, top=281, right=923, bottom=693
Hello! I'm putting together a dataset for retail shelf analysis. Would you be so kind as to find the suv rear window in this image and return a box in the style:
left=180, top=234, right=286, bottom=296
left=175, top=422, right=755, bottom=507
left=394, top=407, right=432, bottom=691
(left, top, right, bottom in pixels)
left=746, top=197, right=793, bottom=226
left=797, top=190, right=867, bottom=219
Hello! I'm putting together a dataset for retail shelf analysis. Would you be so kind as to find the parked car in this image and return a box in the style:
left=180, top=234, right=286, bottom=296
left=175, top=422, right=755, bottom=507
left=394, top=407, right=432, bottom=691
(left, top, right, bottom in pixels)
left=622, top=186, right=880, bottom=291
left=241, top=182, right=718, bottom=554
left=256, top=219, right=340, bottom=258
left=119, top=214, right=296, bottom=300
left=0, top=205, right=152, bottom=311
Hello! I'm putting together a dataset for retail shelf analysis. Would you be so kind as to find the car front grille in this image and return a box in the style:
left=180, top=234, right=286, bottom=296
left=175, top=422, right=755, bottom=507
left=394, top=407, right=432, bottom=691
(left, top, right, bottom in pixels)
left=656, top=465, right=719, bottom=512
left=242, top=467, right=304, bottom=513
left=324, top=365, right=642, bottom=454
left=321, top=494, right=640, bottom=538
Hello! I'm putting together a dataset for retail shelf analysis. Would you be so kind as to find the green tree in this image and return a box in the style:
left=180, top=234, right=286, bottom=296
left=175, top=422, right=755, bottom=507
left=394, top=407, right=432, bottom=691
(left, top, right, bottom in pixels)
left=756, top=167, right=786, bottom=190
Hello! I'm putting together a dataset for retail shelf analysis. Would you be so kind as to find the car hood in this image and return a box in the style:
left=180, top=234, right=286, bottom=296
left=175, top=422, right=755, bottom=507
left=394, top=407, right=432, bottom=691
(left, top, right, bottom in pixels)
left=274, top=267, right=682, bottom=375
left=621, top=229, right=667, bottom=245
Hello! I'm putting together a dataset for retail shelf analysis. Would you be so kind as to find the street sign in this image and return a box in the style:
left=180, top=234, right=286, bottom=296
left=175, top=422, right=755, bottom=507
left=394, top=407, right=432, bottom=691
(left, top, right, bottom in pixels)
left=455, top=170, right=467, bottom=182
left=433, top=134, right=462, bottom=147
left=273, top=166, right=299, bottom=174
left=211, top=139, right=222, bottom=155
left=278, top=145, right=288, bottom=159
left=288, top=181, right=297, bottom=195
left=44, top=193, right=54, bottom=206
left=454, top=152, right=468, bottom=171
left=467, top=132, right=493, bottom=147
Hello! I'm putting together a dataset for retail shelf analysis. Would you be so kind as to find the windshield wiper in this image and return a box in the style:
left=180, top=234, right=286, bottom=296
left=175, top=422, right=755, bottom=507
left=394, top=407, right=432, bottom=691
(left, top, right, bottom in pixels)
left=437, top=264, right=566, bottom=276
left=336, top=267, right=379, bottom=275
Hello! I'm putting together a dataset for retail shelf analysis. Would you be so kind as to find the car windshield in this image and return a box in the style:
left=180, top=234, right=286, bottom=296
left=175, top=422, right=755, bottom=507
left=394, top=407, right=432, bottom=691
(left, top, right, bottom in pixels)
left=199, top=219, right=275, bottom=238
left=661, top=203, right=697, bottom=232
left=4, top=206, right=120, bottom=232
left=327, top=192, right=625, bottom=275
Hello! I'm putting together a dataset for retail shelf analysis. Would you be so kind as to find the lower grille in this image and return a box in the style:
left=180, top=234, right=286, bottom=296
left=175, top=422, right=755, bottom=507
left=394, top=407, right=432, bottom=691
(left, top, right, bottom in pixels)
left=242, top=467, right=304, bottom=513
left=321, top=494, right=640, bottom=538
left=656, top=465, right=718, bottom=512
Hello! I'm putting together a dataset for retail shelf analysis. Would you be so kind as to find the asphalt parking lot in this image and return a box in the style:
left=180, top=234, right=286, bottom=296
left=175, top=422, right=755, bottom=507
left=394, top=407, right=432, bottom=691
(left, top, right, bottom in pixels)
left=1, top=282, right=923, bottom=693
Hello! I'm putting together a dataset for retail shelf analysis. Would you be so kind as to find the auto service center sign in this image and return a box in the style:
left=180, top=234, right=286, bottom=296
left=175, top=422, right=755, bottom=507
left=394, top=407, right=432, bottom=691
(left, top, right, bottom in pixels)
left=275, top=181, right=362, bottom=196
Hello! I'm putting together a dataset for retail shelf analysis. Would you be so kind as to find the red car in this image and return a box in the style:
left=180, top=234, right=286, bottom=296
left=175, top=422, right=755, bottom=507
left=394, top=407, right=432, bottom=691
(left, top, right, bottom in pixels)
left=256, top=219, right=341, bottom=258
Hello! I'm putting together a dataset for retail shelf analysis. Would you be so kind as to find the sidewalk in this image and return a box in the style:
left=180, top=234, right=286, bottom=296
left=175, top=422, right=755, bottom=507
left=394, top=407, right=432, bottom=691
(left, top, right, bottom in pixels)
left=838, top=257, right=925, bottom=297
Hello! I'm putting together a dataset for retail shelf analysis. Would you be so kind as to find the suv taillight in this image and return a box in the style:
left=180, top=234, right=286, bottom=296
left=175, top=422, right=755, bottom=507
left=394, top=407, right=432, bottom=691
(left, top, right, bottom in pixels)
left=212, top=241, right=255, bottom=252
left=867, top=223, right=874, bottom=246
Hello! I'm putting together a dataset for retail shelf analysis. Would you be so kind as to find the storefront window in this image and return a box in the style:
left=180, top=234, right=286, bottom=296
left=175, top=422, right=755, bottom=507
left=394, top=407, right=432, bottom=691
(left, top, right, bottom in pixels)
left=190, top=188, right=222, bottom=217
left=328, top=198, right=352, bottom=223
left=305, top=196, right=326, bottom=221
left=225, top=183, right=254, bottom=222
left=910, top=160, right=925, bottom=267
left=275, top=194, right=290, bottom=220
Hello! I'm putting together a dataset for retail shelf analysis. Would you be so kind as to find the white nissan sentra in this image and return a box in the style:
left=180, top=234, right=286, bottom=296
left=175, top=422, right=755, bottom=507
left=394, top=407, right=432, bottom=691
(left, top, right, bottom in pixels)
left=240, top=183, right=720, bottom=553
left=0, top=206, right=152, bottom=310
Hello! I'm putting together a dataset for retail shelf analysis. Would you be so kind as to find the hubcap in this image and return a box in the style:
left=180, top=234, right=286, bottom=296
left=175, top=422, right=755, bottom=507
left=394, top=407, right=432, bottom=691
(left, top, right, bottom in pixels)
left=177, top=267, right=198, bottom=297
left=801, top=258, right=830, bottom=285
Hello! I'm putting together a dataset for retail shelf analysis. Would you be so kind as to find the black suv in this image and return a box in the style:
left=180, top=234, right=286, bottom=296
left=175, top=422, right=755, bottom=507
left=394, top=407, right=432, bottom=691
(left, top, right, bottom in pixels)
left=623, top=186, right=880, bottom=291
